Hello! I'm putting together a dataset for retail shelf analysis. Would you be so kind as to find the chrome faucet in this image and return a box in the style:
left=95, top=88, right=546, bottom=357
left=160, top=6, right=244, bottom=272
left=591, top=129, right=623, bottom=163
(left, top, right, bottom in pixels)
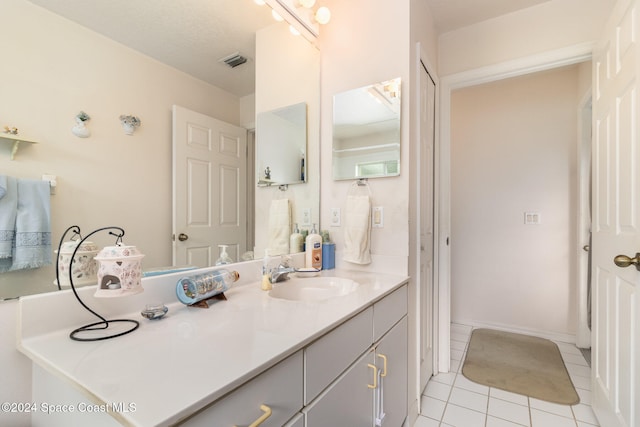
left=270, top=256, right=295, bottom=283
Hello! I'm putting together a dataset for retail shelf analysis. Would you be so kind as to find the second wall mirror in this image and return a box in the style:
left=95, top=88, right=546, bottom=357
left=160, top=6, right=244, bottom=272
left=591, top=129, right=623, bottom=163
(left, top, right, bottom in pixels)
left=332, top=77, right=401, bottom=181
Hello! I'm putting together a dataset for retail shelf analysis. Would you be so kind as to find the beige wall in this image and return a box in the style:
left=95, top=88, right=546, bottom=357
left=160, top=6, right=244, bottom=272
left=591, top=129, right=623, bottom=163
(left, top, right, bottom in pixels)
left=450, top=65, right=583, bottom=337
left=438, top=0, right=615, bottom=76
left=319, top=0, right=438, bottom=420
left=319, top=0, right=412, bottom=274
left=0, top=0, right=242, bottom=299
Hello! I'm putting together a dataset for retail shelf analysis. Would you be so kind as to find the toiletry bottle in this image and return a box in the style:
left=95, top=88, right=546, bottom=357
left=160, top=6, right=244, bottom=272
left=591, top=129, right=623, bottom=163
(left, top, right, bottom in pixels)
left=305, top=224, right=322, bottom=270
left=322, top=230, right=336, bottom=270
left=215, top=245, right=233, bottom=265
left=290, top=223, right=304, bottom=254
left=176, top=269, right=240, bottom=305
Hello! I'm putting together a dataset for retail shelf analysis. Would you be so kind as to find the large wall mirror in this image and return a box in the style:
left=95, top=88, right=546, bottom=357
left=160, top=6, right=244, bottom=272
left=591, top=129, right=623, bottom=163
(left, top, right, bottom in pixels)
left=0, top=0, right=319, bottom=299
left=332, top=78, right=401, bottom=181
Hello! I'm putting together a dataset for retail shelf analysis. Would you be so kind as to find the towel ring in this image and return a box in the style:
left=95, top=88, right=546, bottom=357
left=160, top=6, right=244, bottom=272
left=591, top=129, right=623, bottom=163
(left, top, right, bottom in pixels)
left=348, top=178, right=372, bottom=197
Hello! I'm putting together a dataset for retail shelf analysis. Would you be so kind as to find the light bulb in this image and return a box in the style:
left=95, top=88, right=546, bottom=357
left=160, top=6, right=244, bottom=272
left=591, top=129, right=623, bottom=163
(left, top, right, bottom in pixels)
left=272, top=10, right=284, bottom=22
left=315, top=6, right=331, bottom=25
left=289, top=25, right=301, bottom=36
left=298, top=0, right=316, bottom=8
left=254, top=0, right=266, bottom=5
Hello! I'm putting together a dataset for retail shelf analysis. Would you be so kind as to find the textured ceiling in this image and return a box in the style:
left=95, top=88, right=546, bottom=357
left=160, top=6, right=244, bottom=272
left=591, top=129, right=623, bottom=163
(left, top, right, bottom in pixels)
left=27, top=0, right=554, bottom=97
left=27, top=0, right=274, bottom=97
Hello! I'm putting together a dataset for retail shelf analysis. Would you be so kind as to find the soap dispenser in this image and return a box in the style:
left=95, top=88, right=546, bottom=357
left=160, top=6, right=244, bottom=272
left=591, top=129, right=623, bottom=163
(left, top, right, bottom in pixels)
left=215, top=245, right=233, bottom=265
left=305, top=224, right=322, bottom=270
left=290, top=223, right=304, bottom=254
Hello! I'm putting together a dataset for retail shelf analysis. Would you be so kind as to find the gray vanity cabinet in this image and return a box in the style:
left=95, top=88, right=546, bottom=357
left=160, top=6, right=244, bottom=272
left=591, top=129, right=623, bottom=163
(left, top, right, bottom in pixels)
left=304, top=284, right=408, bottom=426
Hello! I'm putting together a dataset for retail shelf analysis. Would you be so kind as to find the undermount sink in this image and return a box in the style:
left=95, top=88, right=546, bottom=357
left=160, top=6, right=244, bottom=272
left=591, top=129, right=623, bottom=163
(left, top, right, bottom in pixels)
left=268, top=277, right=360, bottom=301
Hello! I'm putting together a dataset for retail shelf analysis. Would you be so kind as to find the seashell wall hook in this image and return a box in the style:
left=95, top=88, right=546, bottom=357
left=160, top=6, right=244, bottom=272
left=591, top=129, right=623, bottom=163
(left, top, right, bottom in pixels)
left=119, top=114, right=141, bottom=135
left=72, top=111, right=91, bottom=138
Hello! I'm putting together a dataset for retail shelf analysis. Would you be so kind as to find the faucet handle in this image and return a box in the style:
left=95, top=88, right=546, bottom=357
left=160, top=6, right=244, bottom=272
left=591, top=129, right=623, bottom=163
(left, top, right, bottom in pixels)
left=280, top=255, right=292, bottom=268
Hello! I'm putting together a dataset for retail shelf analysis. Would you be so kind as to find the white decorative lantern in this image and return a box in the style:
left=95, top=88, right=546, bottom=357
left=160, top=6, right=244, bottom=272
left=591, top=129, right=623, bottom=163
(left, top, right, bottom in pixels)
left=94, top=243, right=145, bottom=297
left=55, top=240, right=99, bottom=288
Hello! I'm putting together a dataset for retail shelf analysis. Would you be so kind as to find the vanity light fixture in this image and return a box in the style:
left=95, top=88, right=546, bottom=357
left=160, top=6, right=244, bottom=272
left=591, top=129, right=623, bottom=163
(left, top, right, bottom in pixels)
left=314, top=6, right=331, bottom=25
left=56, top=225, right=144, bottom=341
left=295, top=0, right=330, bottom=25
left=272, top=9, right=284, bottom=21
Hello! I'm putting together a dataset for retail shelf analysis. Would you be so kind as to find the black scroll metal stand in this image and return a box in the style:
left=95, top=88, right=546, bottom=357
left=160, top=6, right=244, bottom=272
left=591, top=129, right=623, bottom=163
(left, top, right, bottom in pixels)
left=56, top=225, right=140, bottom=342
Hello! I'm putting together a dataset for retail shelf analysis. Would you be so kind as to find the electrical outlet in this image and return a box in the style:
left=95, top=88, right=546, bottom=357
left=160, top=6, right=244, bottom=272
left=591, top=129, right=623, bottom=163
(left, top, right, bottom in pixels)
left=372, top=206, right=384, bottom=228
left=301, top=208, right=311, bottom=226
left=330, top=207, right=341, bottom=226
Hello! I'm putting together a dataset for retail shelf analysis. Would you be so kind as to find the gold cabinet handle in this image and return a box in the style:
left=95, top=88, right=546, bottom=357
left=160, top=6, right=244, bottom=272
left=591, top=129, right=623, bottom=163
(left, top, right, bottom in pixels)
left=367, top=363, right=378, bottom=389
left=234, top=404, right=272, bottom=427
left=378, top=353, right=388, bottom=377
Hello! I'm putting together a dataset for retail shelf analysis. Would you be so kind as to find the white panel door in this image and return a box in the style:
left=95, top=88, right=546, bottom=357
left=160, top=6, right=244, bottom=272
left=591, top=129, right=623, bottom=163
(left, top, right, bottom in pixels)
left=419, top=61, right=436, bottom=390
left=591, top=0, right=640, bottom=426
left=172, top=105, right=247, bottom=266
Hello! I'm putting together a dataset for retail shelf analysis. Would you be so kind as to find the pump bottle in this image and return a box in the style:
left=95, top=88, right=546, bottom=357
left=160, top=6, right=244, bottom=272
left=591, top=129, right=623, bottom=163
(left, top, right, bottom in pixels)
left=305, top=224, right=322, bottom=270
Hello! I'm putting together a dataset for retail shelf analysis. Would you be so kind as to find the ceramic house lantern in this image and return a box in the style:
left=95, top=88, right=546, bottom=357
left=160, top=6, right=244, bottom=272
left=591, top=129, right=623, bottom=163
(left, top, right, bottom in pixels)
left=56, top=240, right=100, bottom=288
left=94, top=243, right=145, bottom=297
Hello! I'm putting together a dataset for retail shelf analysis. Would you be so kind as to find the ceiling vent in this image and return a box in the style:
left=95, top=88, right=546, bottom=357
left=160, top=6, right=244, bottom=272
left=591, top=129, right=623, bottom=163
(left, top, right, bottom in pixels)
left=219, top=52, right=248, bottom=68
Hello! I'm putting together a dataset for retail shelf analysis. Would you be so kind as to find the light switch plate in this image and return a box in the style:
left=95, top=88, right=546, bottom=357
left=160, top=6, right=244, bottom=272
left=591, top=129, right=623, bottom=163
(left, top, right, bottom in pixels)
left=524, top=212, right=541, bottom=225
left=330, top=207, right=341, bottom=226
left=372, top=206, right=384, bottom=228
left=301, top=208, right=311, bottom=226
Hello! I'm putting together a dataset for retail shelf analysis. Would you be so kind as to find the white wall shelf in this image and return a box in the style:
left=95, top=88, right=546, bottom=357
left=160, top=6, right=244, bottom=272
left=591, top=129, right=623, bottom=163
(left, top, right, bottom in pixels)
left=0, top=134, right=38, bottom=160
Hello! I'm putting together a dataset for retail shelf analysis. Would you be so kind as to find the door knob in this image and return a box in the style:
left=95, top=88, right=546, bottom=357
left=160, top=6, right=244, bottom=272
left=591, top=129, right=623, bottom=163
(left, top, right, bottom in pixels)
left=613, top=253, right=640, bottom=271
left=178, top=233, right=189, bottom=242
left=583, top=245, right=590, bottom=252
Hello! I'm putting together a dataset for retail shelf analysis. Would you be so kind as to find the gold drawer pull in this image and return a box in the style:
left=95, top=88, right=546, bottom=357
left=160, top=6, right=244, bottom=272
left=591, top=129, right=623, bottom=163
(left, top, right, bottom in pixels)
left=367, top=363, right=378, bottom=389
left=234, top=404, right=272, bottom=427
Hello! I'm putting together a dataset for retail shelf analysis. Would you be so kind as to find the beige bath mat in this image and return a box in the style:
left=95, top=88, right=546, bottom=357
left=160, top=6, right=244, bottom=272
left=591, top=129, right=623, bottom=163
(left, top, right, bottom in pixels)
left=462, top=328, right=580, bottom=405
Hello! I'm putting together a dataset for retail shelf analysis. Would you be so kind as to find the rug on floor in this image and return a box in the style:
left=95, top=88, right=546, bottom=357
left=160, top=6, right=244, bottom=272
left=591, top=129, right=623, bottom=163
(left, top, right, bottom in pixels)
left=461, top=328, right=580, bottom=405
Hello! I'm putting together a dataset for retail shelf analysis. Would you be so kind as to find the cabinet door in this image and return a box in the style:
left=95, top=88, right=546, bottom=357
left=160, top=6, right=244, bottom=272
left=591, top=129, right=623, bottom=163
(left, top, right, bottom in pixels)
left=304, top=349, right=375, bottom=427
left=180, top=351, right=303, bottom=426
left=374, top=316, right=408, bottom=427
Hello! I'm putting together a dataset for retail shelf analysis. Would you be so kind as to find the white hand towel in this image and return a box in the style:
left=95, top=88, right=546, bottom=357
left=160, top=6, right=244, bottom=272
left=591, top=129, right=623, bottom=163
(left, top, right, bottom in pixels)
left=343, top=195, right=371, bottom=264
left=0, top=176, right=18, bottom=270
left=268, top=198, right=291, bottom=256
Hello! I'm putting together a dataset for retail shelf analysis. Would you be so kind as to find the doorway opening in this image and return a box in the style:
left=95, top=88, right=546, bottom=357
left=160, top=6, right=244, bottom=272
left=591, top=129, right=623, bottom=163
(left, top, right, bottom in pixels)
left=437, top=45, right=593, bottom=372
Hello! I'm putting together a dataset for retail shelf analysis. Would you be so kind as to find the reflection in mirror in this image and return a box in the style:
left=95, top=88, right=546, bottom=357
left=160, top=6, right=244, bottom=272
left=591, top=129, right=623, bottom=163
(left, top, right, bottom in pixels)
left=256, top=103, right=307, bottom=186
left=332, top=78, right=401, bottom=181
left=0, top=0, right=319, bottom=299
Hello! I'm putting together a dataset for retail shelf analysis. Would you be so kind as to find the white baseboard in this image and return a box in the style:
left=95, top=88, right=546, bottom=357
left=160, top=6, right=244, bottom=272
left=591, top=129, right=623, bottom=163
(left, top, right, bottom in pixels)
left=452, top=318, right=576, bottom=344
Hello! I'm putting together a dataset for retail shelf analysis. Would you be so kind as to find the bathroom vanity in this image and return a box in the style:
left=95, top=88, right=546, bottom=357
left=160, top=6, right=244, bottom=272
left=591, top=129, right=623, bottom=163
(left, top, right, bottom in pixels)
left=17, top=262, right=408, bottom=426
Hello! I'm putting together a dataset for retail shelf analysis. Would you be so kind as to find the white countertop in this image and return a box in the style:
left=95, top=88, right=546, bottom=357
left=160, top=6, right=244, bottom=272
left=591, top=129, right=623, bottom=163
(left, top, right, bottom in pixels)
left=18, top=265, right=407, bottom=426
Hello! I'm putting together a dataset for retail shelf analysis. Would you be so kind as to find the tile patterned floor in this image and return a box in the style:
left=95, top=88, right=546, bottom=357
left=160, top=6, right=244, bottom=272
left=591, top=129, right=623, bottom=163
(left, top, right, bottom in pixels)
left=414, top=324, right=599, bottom=427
